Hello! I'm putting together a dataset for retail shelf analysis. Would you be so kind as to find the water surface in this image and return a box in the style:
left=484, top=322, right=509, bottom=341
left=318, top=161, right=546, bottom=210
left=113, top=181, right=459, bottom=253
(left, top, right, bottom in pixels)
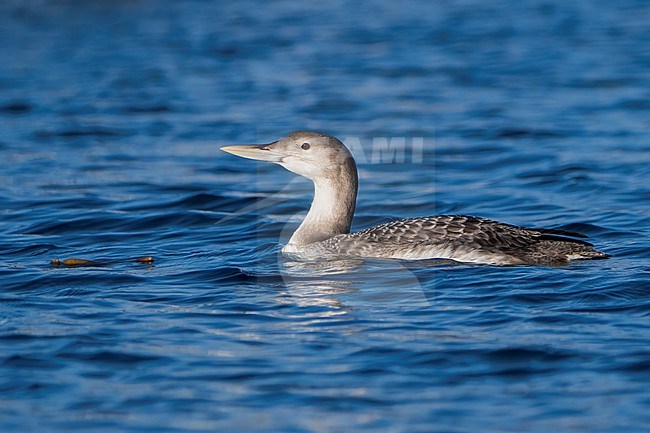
left=1, top=1, right=649, bottom=432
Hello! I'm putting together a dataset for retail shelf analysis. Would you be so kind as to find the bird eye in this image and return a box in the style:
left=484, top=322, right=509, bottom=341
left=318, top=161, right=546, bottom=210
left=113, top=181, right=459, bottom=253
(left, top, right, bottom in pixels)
left=301, top=142, right=310, bottom=150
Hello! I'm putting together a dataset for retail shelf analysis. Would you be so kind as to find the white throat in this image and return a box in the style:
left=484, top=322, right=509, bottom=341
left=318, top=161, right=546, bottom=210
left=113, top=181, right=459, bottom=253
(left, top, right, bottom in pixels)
left=283, top=161, right=357, bottom=251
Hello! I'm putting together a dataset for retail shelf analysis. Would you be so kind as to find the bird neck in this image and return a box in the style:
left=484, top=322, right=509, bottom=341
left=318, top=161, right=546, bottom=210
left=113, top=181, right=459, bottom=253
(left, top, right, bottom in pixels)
left=287, top=158, right=358, bottom=247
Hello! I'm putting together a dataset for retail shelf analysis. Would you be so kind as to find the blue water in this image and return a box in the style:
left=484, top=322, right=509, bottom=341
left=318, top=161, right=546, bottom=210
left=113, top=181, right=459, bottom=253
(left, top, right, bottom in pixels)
left=1, top=1, right=649, bottom=431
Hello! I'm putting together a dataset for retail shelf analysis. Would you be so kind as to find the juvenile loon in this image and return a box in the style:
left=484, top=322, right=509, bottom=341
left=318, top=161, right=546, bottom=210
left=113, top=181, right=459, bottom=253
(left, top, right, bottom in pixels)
left=221, top=131, right=608, bottom=265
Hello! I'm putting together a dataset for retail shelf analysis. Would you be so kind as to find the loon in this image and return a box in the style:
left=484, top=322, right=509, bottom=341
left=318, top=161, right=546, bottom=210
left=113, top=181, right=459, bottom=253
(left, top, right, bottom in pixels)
left=221, top=131, right=608, bottom=265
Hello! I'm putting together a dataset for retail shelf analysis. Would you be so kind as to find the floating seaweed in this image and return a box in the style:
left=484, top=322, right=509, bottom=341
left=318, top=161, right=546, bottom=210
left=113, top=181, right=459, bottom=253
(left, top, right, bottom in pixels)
left=50, top=257, right=155, bottom=268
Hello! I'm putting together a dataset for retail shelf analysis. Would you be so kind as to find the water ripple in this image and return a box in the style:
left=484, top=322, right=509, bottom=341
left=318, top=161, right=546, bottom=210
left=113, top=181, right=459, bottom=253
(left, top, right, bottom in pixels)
left=0, top=1, right=648, bottom=432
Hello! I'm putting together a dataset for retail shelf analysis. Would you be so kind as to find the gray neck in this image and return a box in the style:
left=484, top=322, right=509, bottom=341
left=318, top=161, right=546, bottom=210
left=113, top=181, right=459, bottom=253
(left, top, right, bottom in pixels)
left=287, top=157, right=358, bottom=247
